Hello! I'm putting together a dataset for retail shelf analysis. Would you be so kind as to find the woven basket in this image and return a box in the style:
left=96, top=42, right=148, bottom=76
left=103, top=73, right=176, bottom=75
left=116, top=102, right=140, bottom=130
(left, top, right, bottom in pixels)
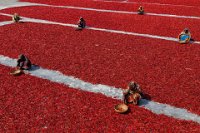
left=114, top=103, right=129, bottom=113
left=10, top=69, right=23, bottom=76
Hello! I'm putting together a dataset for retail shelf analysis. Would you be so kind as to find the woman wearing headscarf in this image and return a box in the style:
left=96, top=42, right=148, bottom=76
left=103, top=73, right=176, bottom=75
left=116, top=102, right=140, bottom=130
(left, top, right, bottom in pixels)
left=16, top=54, right=32, bottom=70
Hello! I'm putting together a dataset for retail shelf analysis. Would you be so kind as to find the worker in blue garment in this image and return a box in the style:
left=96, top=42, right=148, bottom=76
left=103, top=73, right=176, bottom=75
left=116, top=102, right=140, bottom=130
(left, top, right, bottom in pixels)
left=178, top=28, right=191, bottom=44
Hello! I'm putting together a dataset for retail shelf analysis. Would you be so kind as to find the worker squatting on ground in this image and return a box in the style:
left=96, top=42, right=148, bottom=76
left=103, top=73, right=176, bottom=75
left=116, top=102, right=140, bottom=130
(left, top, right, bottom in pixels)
left=12, top=13, right=20, bottom=23
left=16, top=54, right=32, bottom=70
left=123, top=81, right=143, bottom=105
left=76, top=17, right=86, bottom=30
left=178, top=28, right=191, bottom=44
left=138, top=6, right=144, bottom=15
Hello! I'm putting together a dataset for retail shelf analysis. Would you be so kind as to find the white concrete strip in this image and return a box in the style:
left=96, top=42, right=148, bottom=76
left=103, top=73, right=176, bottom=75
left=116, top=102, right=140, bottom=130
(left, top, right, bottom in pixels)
left=87, top=26, right=178, bottom=42
left=146, top=12, right=200, bottom=20
left=40, top=4, right=137, bottom=15
left=0, top=0, right=42, bottom=10
left=1, top=12, right=200, bottom=44
left=0, top=54, right=200, bottom=124
left=0, top=55, right=123, bottom=99
left=140, top=99, right=200, bottom=123
left=0, top=13, right=77, bottom=27
left=1, top=1, right=200, bottom=20
left=0, top=21, right=13, bottom=26
left=93, top=0, right=199, bottom=9
left=0, top=2, right=41, bottom=10
left=39, top=4, right=200, bottom=20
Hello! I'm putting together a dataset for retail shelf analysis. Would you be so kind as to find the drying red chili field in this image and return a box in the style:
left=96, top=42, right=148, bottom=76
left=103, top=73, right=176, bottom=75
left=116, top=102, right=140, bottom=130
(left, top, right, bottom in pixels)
left=19, top=0, right=200, bottom=16
left=0, top=15, right=11, bottom=22
left=2, top=6, right=200, bottom=39
left=0, top=65, right=200, bottom=132
left=0, top=0, right=200, bottom=132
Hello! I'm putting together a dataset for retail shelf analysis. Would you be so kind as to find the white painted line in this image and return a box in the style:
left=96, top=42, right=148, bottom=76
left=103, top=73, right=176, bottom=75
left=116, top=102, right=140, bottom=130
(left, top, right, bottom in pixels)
left=1, top=12, right=200, bottom=45
left=93, top=0, right=200, bottom=9
left=0, top=54, right=200, bottom=124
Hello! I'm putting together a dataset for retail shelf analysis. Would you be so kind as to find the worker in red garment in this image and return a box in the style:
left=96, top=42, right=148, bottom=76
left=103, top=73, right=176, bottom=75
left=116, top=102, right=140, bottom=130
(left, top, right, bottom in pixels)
left=123, top=81, right=143, bottom=105
left=76, top=17, right=86, bottom=30
left=138, top=6, right=144, bottom=15
left=16, top=54, right=32, bottom=70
